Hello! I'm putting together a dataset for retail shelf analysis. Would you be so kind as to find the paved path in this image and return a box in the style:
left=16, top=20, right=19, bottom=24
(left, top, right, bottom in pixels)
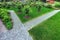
left=24, top=10, right=60, bottom=31
left=0, top=10, right=32, bottom=40
left=0, top=19, right=7, bottom=33
left=0, top=19, right=7, bottom=39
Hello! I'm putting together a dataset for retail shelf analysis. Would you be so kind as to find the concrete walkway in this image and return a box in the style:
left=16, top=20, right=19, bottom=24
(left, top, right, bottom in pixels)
left=24, top=10, right=60, bottom=31
left=0, top=10, right=32, bottom=40
left=0, top=19, right=7, bottom=33
left=0, top=19, right=7, bottom=39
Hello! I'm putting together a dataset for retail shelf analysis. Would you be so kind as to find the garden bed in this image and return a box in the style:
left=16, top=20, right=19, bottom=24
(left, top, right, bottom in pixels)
left=0, top=2, right=54, bottom=23
left=0, top=8, right=13, bottom=30
left=29, top=12, right=60, bottom=40
left=16, top=6, right=53, bottom=23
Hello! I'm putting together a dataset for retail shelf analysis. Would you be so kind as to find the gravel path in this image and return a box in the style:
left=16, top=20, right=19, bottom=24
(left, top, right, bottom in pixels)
left=0, top=19, right=7, bottom=39
left=0, top=19, right=7, bottom=32
left=0, top=10, right=32, bottom=40
left=24, top=10, right=60, bottom=31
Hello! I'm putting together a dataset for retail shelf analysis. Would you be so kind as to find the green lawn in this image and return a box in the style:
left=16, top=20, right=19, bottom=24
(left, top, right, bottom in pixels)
left=29, top=12, right=60, bottom=40
left=16, top=7, right=53, bottom=23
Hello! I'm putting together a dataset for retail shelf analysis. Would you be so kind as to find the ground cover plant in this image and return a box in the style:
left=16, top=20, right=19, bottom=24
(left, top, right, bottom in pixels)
left=17, top=6, right=53, bottom=23
left=15, top=2, right=54, bottom=23
left=0, top=1, right=54, bottom=23
left=0, top=8, right=13, bottom=30
left=29, top=12, right=60, bottom=40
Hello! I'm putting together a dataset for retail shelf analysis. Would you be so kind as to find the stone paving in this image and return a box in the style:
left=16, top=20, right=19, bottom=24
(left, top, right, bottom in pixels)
left=0, top=10, right=60, bottom=40
left=0, top=10, right=32, bottom=40
left=0, top=19, right=7, bottom=32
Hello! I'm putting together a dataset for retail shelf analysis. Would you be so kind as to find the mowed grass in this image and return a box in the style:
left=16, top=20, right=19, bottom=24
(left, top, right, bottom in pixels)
left=29, top=12, right=60, bottom=40
left=17, top=7, right=53, bottom=23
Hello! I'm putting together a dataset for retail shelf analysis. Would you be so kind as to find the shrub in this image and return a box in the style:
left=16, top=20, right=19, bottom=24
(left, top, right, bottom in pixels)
left=17, top=5, right=22, bottom=12
left=54, top=2, right=60, bottom=8
left=25, top=8, right=30, bottom=14
left=46, top=5, right=52, bottom=8
left=0, top=9, right=13, bottom=30
left=36, top=4, right=41, bottom=12
left=55, top=4, right=60, bottom=8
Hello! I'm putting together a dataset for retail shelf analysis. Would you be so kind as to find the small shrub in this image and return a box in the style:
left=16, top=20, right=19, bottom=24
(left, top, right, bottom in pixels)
left=0, top=9, right=13, bottom=30
left=55, top=4, right=60, bottom=8
left=47, top=5, right=52, bottom=8
left=25, top=8, right=30, bottom=14
left=17, top=5, right=22, bottom=12
left=36, top=5, right=41, bottom=12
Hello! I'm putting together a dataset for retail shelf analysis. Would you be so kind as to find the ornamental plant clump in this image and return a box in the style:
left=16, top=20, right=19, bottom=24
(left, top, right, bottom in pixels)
left=0, top=9, right=13, bottom=30
left=17, top=5, right=22, bottom=13
left=24, top=8, right=30, bottom=19
left=25, top=8, right=30, bottom=14
left=37, top=5, right=41, bottom=12
left=54, top=2, right=60, bottom=8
